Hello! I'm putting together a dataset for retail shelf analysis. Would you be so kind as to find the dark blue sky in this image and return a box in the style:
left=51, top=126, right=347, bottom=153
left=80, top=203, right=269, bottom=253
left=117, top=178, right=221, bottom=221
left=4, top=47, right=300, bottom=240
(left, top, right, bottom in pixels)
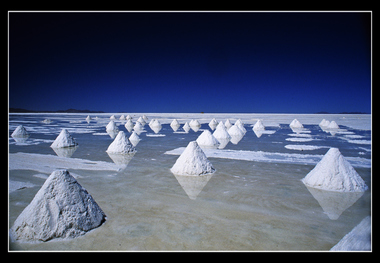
left=9, top=11, right=371, bottom=113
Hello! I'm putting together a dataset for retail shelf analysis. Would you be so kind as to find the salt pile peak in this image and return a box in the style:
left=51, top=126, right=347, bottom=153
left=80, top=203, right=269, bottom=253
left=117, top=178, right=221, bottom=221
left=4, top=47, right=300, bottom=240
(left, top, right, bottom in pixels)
left=290, top=119, right=304, bottom=129
left=235, top=119, right=246, bottom=134
left=213, top=121, right=231, bottom=141
left=106, top=120, right=119, bottom=132
left=106, top=131, right=136, bottom=154
left=170, top=141, right=215, bottom=176
left=50, top=129, right=78, bottom=148
left=302, top=148, right=368, bottom=192
left=170, top=119, right=181, bottom=132
left=182, top=122, right=191, bottom=133
left=328, top=121, right=340, bottom=129
left=196, top=130, right=220, bottom=148
left=11, top=125, right=30, bottom=138
left=228, top=124, right=244, bottom=137
left=253, top=120, right=265, bottom=131
left=10, top=170, right=106, bottom=242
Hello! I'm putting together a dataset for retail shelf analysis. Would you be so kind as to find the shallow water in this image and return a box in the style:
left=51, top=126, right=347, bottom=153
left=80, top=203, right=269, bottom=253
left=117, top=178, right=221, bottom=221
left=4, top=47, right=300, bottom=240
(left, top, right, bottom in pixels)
left=8, top=113, right=371, bottom=251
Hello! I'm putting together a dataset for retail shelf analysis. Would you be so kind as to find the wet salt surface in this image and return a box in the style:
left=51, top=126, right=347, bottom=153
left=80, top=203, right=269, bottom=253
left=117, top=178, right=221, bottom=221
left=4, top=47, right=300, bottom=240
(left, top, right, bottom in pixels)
left=9, top=113, right=371, bottom=251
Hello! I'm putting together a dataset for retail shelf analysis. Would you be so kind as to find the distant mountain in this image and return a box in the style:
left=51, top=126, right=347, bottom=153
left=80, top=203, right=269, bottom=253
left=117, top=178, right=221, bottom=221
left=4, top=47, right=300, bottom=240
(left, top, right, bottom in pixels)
left=9, top=108, right=104, bottom=113
left=316, top=111, right=369, bottom=114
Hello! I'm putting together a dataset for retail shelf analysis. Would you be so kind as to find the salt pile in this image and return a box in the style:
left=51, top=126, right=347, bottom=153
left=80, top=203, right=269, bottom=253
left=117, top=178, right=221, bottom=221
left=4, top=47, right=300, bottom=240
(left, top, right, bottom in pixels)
left=50, top=129, right=78, bottom=148
left=137, top=116, right=146, bottom=125
left=225, top=119, right=233, bottom=130
left=126, top=115, right=132, bottom=120
left=228, top=124, right=244, bottom=137
left=124, top=119, right=134, bottom=132
left=213, top=121, right=231, bottom=149
left=302, top=148, right=368, bottom=192
left=235, top=119, right=246, bottom=134
left=110, top=115, right=116, bottom=120
left=149, top=119, right=162, bottom=133
left=106, top=120, right=119, bottom=133
left=189, top=119, right=201, bottom=128
left=182, top=122, right=191, bottom=133
left=252, top=120, right=265, bottom=131
left=170, top=119, right=181, bottom=132
left=119, top=115, right=125, bottom=120
left=319, top=119, right=330, bottom=127
left=133, top=121, right=144, bottom=134
left=129, top=131, right=141, bottom=146
left=170, top=141, right=215, bottom=176
left=328, top=121, right=340, bottom=129
left=196, top=130, right=220, bottom=148
left=10, top=170, right=106, bottom=242
left=208, top=118, right=218, bottom=130
left=106, top=131, right=136, bottom=154
left=85, top=115, right=92, bottom=123
left=289, top=119, right=304, bottom=129
left=11, top=125, right=30, bottom=138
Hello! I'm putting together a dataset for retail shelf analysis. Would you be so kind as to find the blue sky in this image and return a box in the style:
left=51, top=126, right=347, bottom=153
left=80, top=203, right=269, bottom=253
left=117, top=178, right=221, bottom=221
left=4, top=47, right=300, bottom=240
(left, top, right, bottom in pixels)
left=9, top=11, right=371, bottom=113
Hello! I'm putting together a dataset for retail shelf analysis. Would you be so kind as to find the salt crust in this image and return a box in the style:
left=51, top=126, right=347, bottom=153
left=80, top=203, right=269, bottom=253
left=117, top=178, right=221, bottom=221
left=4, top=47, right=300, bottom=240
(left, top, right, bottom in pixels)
left=10, top=170, right=106, bottom=242
left=106, top=131, right=136, bottom=154
left=50, top=129, right=78, bottom=148
left=302, top=148, right=368, bottom=192
left=170, top=141, right=215, bottom=176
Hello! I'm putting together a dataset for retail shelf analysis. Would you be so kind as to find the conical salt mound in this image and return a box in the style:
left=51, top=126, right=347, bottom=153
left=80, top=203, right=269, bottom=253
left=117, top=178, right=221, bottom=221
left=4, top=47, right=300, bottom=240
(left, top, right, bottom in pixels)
left=328, top=121, right=339, bottom=129
left=302, top=148, right=368, bottom=192
left=213, top=122, right=231, bottom=141
left=106, top=120, right=119, bottom=132
left=11, top=125, right=30, bottom=137
left=253, top=120, right=265, bottom=131
left=10, top=170, right=106, bottom=242
left=196, top=130, right=220, bottom=148
left=170, top=141, right=215, bottom=176
left=106, top=131, right=136, bottom=154
left=290, top=119, right=304, bottom=129
left=50, top=129, right=78, bottom=148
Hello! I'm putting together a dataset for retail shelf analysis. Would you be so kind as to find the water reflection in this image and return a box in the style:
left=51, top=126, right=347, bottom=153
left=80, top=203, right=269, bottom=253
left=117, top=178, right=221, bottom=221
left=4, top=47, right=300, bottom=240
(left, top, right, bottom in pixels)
left=12, top=135, right=30, bottom=144
left=305, top=186, right=364, bottom=220
left=230, top=134, right=244, bottom=144
left=51, top=145, right=78, bottom=158
left=173, top=173, right=214, bottom=200
left=107, top=130, right=118, bottom=139
left=107, top=152, right=136, bottom=172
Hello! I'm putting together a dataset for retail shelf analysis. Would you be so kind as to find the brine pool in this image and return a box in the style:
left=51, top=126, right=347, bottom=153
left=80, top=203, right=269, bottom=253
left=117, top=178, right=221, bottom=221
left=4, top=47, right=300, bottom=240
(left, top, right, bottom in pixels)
left=8, top=113, right=371, bottom=251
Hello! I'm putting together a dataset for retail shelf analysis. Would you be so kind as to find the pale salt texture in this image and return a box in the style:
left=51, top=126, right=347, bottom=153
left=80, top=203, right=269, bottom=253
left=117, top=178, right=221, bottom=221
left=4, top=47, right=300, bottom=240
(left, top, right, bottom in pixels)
left=119, top=115, right=125, bottom=120
left=129, top=131, right=141, bottom=147
left=225, top=119, right=233, bottom=130
left=235, top=119, right=246, bottom=134
left=10, top=170, right=106, bottom=242
left=50, top=129, right=78, bottom=148
left=189, top=119, right=201, bottom=128
left=196, top=130, right=220, bottom=148
left=124, top=119, right=134, bottom=132
left=137, top=116, right=146, bottom=125
left=11, top=125, right=30, bottom=138
left=228, top=124, right=245, bottom=137
left=170, top=119, right=181, bottom=132
left=253, top=120, right=265, bottom=131
left=213, top=122, right=231, bottom=141
left=328, top=121, right=340, bottom=129
left=106, top=120, right=119, bottom=133
left=170, top=141, right=215, bottom=176
left=302, top=148, right=368, bottom=192
left=182, top=122, right=191, bottom=133
left=85, top=115, right=92, bottom=122
left=106, top=131, right=136, bottom=154
left=290, top=119, right=304, bottom=129
left=110, top=115, right=116, bottom=120
left=208, top=118, right=218, bottom=130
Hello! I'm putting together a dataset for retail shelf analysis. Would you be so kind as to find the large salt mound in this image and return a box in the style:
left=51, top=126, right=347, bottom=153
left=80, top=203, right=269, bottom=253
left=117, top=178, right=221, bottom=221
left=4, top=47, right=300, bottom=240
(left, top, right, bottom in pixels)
left=302, top=148, right=368, bottom=192
left=11, top=125, right=30, bottom=137
left=253, top=120, right=265, bottom=131
left=170, top=141, right=215, bottom=176
left=106, top=131, right=136, bottom=154
left=196, top=130, right=220, bottom=148
left=50, top=129, right=78, bottom=148
left=228, top=124, right=244, bottom=137
left=10, top=170, right=106, bottom=242
left=328, top=120, right=340, bottom=129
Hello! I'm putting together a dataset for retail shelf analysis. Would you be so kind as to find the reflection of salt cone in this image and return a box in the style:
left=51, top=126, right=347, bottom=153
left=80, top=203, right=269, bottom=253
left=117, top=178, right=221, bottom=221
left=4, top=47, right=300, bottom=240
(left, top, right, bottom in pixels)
left=12, top=136, right=30, bottom=143
left=107, top=152, right=135, bottom=171
left=253, top=130, right=263, bottom=138
left=306, top=186, right=364, bottom=220
left=174, top=173, right=214, bottom=200
left=150, top=126, right=162, bottom=134
left=217, top=138, right=230, bottom=149
left=230, top=134, right=243, bottom=144
left=52, top=145, right=78, bottom=158
left=107, top=130, right=118, bottom=139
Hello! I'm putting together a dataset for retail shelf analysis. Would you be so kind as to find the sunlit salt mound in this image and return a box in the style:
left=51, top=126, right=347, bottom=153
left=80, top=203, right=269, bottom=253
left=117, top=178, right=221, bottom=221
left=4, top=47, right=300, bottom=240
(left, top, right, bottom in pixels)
left=119, top=114, right=125, bottom=120
left=319, top=119, right=329, bottom=127
left=106, top=131, right=136, bottom=154
left=170, top=119, right=181, bottom=132
left=328, top=120, right=340, bottom=129
left=85, top=115, right=92, bottom=123
left=225, top=119, right=233, bottom=130
left=106, top=120, right=119, bottom=133
left=11, top=125, right=30, bottom=138
left=235, top=119, right=246, bottom=134
left=208, top=118, right=218, bottom=130
left=302, top=148, right=368, bottom=192
left=182, top=122, right=191, bottom=133
left=170, top=141, right=215, bottom=176
left=110, top=115, right=116, bottom=120
left=189, top=119, right=201, bottom=128
left=50, top=129, right=78, bottom=148
left=10, top=170, right=106, bottom=242
left=228, top=124, right=244, bottom=137
left=213, top=121, right=231, bottom=141
left=196, top=130, right=220, bottom=148
left=137, top=116, right=146, bottom=125
left=289, top=119, right=304, bottom=129
left=252, top=120, right=265, bottom=131
left=129, top=131, right=141, bottom=147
